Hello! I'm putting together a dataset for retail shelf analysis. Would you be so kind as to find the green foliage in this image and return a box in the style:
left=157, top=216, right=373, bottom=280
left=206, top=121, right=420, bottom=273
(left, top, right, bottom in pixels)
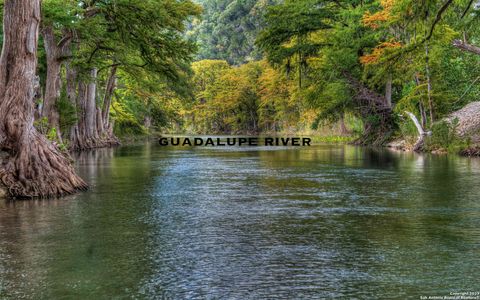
left=112, top=100, right=147, bottom=137
left=425, top=119, right=470, bottom=153
left=56, top=89, right=77, bottom=133
left=311, top=135, right=356, bottom=144
left=33, top=0, right=202, bottom=143
left=398, top=118, right=420, bottom=145
left=34, top=117, right=50, bottom=135
left=189, top=0, right=279, bottom=65
left=45, top=127, right=68, bottom=151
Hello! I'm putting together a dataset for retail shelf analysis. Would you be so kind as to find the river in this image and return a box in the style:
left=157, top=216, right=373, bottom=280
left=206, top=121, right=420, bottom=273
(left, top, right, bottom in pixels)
left=1, top=143, right=479, bottom=299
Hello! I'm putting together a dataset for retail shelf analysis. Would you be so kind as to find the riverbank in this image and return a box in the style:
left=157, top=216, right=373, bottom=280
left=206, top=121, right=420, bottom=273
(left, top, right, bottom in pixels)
left=386, top=102, right=480, bottom=157
left=123, top=131, right=480, bottom=157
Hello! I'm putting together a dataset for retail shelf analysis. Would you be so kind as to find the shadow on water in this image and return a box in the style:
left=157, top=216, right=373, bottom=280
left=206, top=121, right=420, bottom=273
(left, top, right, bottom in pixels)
left=1, top=143, right=479, bottom=299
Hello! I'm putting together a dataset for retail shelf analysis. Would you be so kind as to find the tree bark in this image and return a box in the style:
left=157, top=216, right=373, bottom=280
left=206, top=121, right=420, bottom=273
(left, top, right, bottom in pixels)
left=86, top=68, right=98, bottom=139
left=425, top=42, right=435, bottom=125
left=42, top=26, right=72, bottom=142
left=70, top=80, right=88, bottom=150
left=102, top=66, right=117, bottom=128
left=385, top=73, right=392, bottom=108
left=69, top=67, right=119, bottom=151
left=66, top=62, right=80, bottom=143
left=0, top=0, right=87, bottom=198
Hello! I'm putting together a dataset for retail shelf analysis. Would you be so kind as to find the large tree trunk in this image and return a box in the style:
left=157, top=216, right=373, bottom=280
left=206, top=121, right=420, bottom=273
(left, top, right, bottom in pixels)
left=70, top=80, right=89, bottom=150
left=0, top=0, right=87, bottom=198
left=69, top=67, right=119, bottom=151
left=42, top=26, right=62, bottom=140
left=86, top=68, right=98, bottom=140
left=42, top=26, right=72, bottom=142
left=66, top=62, right=78, bottom=142
left=102, top=66, right=117, bottom=128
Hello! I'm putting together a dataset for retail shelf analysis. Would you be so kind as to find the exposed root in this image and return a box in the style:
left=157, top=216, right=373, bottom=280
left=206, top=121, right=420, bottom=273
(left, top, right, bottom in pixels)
left=460, top=147, right=480, bottom=157
left=0, top=132, right=88, bottom=199
left=69, top=133, right=121, bottom=151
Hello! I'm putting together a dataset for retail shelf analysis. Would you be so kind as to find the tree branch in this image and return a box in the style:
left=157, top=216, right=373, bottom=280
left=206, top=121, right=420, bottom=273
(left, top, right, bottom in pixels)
left=426, top=0, right=454, bottom=40
left=461, top=0, right=476, bottom=18
left=453, top=39, right=480, bottom=55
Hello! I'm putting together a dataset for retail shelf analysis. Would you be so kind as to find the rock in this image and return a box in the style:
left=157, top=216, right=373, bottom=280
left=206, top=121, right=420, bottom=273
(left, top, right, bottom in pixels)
left=445, top=101, right=480, bottom=142
left=387, top=139, right=407, bottom=151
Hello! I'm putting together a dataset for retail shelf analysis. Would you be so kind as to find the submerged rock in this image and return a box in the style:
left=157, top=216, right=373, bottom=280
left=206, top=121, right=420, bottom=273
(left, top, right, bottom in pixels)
left=387, top=139, right=408, bottom=151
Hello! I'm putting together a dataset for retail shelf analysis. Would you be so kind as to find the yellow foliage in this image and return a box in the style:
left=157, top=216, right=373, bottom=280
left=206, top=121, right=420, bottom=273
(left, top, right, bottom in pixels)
left=360, top=41, right=402, bottom=65
left=362, top=0, right=396, bottom=29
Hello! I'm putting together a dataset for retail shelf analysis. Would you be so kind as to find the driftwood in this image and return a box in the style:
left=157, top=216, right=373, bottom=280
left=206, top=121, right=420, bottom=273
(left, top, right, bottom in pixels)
left=405, top=111, right=431, bottom=152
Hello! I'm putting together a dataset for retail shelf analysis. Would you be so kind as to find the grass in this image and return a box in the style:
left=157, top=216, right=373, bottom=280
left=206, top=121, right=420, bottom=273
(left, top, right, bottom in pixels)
left=310, top=135, right=357, bottom=144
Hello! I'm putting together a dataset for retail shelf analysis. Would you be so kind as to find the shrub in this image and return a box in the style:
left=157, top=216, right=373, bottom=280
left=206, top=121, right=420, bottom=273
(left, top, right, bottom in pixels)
left=425, top=119, right=470, bottom=153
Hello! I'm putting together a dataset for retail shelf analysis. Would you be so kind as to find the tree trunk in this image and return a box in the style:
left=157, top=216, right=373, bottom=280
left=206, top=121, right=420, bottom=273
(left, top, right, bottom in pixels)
left=96, top=107, right=104, bottom=135
left=98, top=66, right=120, bottom=147
left=425, top=42, right=435, bottom=125
left=102, top=66, right=117, bottom=128
left=69, top=79, right=88, bottom=150
left=86, top=68, right=98, bottom=139
left=0, top=0, right=87, bottom=198
left=42, top=26, right=62, bottom=141
left=66, top=62, right=78, bottom=142
left=144, top=116, right=152, bottom=132
left=414, top=74, right=428, bottom=129
left=42, top=26, right=72, bottom=142
left=385, top=73, right=392, bottom=108
left=69, top=67, right=119, bottom=151
left=339, top=113, right=349, bottom=135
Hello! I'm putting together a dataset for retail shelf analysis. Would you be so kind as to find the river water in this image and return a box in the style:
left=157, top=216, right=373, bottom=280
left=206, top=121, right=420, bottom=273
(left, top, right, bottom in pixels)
left=0, top=143, right=479, bottom=299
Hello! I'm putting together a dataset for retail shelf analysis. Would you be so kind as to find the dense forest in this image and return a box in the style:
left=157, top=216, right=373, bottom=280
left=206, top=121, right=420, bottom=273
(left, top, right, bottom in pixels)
left=1, top=0, right=480, bottom=198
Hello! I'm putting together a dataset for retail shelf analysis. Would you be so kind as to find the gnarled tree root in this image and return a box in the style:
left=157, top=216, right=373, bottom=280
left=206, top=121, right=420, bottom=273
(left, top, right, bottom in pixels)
left=69, top=134, right=120, bottom=151
left=0, top=132, right=88, bottom=199
left=460, top=147, right=480, bottom=157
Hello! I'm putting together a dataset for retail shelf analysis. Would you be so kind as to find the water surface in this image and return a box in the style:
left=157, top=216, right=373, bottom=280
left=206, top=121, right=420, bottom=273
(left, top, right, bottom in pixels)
left=1, top=143, right=479, bottom=299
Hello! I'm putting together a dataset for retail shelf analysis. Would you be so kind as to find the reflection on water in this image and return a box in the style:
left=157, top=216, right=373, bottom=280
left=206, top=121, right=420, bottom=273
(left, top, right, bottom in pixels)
left=1, top=144, right=479, bottom=299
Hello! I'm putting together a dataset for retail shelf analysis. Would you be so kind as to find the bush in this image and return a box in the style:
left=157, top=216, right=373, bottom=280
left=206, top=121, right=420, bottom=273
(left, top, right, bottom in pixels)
left=399, top=119, right=420, bottom=146
left=425, top=119, right=470, bottom=153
